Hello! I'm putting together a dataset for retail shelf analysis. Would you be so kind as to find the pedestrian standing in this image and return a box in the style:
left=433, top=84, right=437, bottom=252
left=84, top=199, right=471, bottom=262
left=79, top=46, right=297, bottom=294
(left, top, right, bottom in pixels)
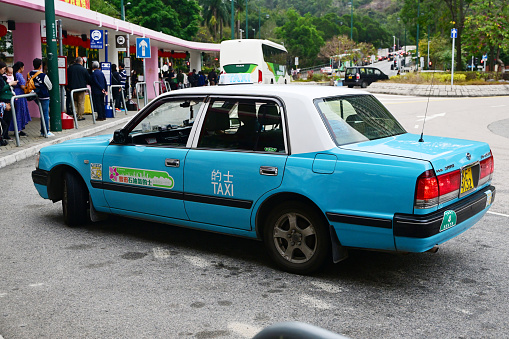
left=11, top=61, right=31, bottom=136
left=177, top=70, right=184, bottom=89
left=208, top=69, right=218, bottom=86
left=90, top=61, right=107, bottom=121
left=111, top=64, right=123, bottom=111
left=183, top=71, right=189, bottom=88
left=29, top=58, right=54, bottom=137
left=119, top=63, right=127, bottom=99
left=0, top=61, right=16, bottom=140
left=66, top=57, right=91, bottom=121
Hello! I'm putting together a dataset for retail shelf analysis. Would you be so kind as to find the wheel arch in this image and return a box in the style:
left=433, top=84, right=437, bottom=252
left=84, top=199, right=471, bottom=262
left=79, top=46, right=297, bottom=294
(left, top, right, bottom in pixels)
left=47, top=164, right=87, bottom=202
left=255, top=192, right=328, bottom=240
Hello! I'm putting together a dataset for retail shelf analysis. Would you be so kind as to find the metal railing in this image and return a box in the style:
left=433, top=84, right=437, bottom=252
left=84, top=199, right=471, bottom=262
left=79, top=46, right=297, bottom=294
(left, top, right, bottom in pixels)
left=135, top=82, right=147, bottom=110
left=10, top=92, right=46, bottom=147
left=70, top=88, right=95, bottom=128
left=154, top=81, right=171, bottom=97
left=108, top=85, right=127, bottom=116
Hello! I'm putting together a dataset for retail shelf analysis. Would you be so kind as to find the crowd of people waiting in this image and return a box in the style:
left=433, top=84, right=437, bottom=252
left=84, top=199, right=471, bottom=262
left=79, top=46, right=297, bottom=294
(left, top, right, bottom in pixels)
left=0, top=58, right=53, bottom=146
left=0, top=56, right=220, bottom=147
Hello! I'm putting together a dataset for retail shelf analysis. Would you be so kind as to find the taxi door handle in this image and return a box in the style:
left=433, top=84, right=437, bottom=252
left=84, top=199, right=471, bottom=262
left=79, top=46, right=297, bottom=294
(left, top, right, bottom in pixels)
left=260, top=166, right=278, bottom=176
left=165, top=159, right=180, bottom=168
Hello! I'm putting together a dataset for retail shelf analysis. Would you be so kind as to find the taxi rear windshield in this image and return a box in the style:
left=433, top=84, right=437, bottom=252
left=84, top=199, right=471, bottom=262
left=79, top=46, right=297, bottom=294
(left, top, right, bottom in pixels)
left=315, top=95, right=406, bottom=146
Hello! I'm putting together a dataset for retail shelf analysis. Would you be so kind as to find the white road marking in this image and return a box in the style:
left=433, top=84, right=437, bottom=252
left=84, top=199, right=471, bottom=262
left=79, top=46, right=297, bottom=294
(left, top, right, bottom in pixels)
left=227, top=322, right=262, bottom=338
left=152, top=247, right=172, bottom=259
left=487, top=211, right=509, bottom=218
left=300, top=294, right=333, bottom=310
left=29, top=283, right=44, bottom=287
left=183, top=255, right=210, bottom=269
left=311, top=280, right=344, bottom=293
left=416, top=112, right=446, bottom=121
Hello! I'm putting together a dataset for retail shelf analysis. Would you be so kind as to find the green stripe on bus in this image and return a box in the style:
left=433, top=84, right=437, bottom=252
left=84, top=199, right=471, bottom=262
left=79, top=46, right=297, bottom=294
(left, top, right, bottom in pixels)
left=223, top=64, right=257, bottom=73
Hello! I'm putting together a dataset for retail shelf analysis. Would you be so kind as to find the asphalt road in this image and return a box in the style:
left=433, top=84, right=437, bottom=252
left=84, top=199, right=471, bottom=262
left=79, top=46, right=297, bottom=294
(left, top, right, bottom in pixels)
left=1, top=94, right=508, bottom=339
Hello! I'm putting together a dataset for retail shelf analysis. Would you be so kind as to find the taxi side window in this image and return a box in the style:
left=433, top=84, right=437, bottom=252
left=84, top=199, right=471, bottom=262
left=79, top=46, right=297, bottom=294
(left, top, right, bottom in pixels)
left=129, top=99, right=204, bottom=147
left=366, top=68, right=373, bottom=75
left=197, top=99, right=285, bottom=153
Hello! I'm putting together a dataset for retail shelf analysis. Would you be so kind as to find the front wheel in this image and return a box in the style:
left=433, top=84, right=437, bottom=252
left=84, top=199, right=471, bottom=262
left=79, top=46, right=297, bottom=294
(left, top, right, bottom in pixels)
left=62, top=171, right=90, bottom=227
left=361, top=81, right=368, bottom=88
left=263, top=202, right=331, bottom=274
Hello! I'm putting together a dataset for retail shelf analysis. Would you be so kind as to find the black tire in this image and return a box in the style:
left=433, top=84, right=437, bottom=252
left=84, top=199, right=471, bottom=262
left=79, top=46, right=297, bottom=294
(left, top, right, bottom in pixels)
left=361, top=81, right=368, bottom=88
left=347, top=85, right=354, bottom=88
left=263, top=202, right=331, bottom=275
left=62, top=171, right=89, bottom=227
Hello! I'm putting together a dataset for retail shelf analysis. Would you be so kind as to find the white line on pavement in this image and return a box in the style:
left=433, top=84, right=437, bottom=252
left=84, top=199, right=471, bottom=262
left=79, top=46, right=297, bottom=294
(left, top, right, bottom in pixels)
left=488, top=211, right=509, bottom=218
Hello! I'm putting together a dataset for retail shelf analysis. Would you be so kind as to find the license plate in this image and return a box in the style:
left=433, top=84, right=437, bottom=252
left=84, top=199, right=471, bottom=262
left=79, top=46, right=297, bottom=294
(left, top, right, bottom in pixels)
left=460, top=166, right=475, bottom=194
left=348, top=76, right=352, bottom=79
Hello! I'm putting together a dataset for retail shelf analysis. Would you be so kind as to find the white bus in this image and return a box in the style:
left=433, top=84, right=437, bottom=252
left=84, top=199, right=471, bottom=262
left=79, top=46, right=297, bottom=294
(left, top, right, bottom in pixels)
left=219, top=39, right=291, bottom=85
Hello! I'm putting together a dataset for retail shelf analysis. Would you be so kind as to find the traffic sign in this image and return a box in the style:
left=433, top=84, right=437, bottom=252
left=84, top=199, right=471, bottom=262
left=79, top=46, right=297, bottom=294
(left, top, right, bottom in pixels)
left=136, top=38, right=151, bottom=58
left=451, top=28, right=457, bottom=39
left=101, top=62, right=111, bottom=86
left=116, top=34, right=127, bottom=51
left=90, top=29, right=104, bottom=49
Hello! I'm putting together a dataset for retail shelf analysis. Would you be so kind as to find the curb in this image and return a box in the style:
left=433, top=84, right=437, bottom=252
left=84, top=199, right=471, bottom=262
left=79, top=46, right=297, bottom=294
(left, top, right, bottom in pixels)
left=0, top=116, right=131, bottom=169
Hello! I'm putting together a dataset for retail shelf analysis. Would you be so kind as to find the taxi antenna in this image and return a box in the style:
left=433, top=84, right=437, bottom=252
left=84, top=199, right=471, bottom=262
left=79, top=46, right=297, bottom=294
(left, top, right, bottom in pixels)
left=419, top=70, right=435, bottom=143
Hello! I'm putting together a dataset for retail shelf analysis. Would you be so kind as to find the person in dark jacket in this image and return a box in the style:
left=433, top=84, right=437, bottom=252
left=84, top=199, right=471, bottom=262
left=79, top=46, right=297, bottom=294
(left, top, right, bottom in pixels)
left=66, top=57, right=91, bottom=121
left=0, top=60, right=17, bottom=140
left=111, top=64, right=123, bottom=111
left=208, top=69, right=218, bottom=86
left=90, top=61, right=108, bottom=121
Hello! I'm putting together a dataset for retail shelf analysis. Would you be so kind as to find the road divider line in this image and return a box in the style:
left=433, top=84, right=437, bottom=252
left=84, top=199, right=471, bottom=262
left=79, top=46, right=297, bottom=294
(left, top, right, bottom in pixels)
left=487, top=211, right=509, bottom=218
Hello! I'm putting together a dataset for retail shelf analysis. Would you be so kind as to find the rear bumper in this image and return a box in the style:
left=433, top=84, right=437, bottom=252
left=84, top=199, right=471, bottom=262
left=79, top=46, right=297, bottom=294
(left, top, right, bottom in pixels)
left=394, top=185, right=495, bottom=252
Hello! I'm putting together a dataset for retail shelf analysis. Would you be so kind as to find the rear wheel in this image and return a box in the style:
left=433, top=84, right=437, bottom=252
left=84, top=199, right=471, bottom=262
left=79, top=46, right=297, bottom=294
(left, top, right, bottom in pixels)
left=361, top=81, right=368, bottom=88
left=62, top=171, right=89, bottom=227
left=263, top=202, right=331, bottom=274
left=347, top=85, right=354, bottom=88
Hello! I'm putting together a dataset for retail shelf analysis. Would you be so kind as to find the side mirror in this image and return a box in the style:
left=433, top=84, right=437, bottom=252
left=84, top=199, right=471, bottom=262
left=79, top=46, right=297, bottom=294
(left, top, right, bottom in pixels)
left=113, top=129, right=128, bottom=144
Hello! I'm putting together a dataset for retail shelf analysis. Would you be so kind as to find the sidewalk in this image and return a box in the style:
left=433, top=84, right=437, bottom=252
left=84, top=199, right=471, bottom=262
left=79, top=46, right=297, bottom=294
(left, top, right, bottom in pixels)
left=366, top=82, right=509, bottom=97
left=0, top=110, right=137, bottom=169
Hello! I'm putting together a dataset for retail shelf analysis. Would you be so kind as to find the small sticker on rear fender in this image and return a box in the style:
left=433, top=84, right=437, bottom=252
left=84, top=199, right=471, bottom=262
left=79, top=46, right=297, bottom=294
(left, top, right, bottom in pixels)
left=440, top=210, right=457, bottom=232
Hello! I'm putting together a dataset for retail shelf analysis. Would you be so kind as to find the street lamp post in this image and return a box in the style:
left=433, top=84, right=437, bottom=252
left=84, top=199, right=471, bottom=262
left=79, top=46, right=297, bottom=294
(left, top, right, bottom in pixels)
left=252, top=28, right=256, bottom=39
left=239, top=28, right=244, bottom=39
left=416, top=0, right=420, bottom=70
left=231, top=0, right=235, bottom=39
left=350, top=0, right=353, bottom=40
left=393, top=35, right=395, bottom=52
left=246, top=0, right=248, bottom=39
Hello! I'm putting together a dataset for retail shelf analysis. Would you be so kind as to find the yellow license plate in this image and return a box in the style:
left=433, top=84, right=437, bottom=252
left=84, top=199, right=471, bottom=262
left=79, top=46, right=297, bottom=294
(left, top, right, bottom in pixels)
left=460, top=167, right=474, bottom=194
left=348, top=76, right=352, bottom=79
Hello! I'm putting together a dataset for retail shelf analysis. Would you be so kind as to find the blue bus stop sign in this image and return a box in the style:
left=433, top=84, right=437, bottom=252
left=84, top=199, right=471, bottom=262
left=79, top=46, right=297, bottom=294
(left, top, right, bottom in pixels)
left=451, top=28, right=457, bottom=39
left=136, top=38, right=151, bottom=58
left=90, top=30, right=103, bottom=49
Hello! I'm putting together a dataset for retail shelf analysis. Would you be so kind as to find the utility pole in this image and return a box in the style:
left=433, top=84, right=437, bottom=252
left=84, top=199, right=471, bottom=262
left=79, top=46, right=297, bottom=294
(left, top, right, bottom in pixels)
left=350, top=0, right=353, bottom=40
left=231, top=0, right=235, bottom=39
left=416, top=0, right=420, bottom=70
left=45, top=0, right=62, bottom=131
left=245, top=0, right=248, bottom=39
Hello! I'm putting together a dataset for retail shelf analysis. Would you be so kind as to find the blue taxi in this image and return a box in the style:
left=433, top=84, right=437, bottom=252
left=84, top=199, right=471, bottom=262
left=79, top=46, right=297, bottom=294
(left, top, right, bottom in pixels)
left=32, top=85, right=495, bottom=274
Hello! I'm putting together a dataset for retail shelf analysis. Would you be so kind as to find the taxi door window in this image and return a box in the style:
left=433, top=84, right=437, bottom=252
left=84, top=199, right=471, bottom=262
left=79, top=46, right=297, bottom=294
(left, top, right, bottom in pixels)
left=197, top=99, right=286, bottom=153
left=128, top=99, right=205, bottom=147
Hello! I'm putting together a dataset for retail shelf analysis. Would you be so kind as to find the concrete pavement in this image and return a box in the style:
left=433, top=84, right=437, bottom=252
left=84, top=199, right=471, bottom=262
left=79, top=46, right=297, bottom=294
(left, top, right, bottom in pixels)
left=0, top=110, right=137, bottom=169
left=367, top=82, right=509, bottom=97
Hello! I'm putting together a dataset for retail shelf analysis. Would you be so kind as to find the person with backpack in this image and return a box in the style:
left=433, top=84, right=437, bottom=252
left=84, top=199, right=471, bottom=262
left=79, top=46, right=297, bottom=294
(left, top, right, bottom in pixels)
left=29, top=58, right=54, bottom=137
left=11, top=61, right=31, bottom=136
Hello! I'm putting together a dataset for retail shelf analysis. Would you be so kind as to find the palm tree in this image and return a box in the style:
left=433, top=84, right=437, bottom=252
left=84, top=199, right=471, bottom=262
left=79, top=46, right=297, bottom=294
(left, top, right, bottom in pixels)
left=200, top=0, right=230, bottom=40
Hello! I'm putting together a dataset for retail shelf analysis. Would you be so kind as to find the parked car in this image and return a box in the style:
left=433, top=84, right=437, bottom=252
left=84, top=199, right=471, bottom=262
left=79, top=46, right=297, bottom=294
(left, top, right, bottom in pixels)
left=32, top=85, right=495, bottom=275
left=321, top=66, right=333, bottom=75
left=343, top=66, right=389, bottom=88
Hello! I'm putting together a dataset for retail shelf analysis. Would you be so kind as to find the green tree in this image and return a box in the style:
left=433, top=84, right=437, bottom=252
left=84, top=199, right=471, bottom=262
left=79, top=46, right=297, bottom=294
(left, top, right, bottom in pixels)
left=200, top=0, right=230, bottom=40
left=275, top=9, right=325, bottom=67
left=165, top=0, right=201, bottom=40
left=463, top=0, right=509, bottom=70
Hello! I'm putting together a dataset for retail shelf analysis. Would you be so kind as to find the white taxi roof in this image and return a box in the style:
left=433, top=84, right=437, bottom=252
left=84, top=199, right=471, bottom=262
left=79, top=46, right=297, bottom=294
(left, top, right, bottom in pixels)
left=163, top=84, right=372, bottom=154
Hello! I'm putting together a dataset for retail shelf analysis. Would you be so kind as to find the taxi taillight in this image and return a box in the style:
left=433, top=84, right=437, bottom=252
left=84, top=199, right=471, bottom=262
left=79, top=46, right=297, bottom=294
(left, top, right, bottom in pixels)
left=415, top=169, right=461, bottom=209
left=479, top=154, right=494, bottom=185
left=356, top=73, right=360, bottom=80
left=258, top=70, right=263, bottom=83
